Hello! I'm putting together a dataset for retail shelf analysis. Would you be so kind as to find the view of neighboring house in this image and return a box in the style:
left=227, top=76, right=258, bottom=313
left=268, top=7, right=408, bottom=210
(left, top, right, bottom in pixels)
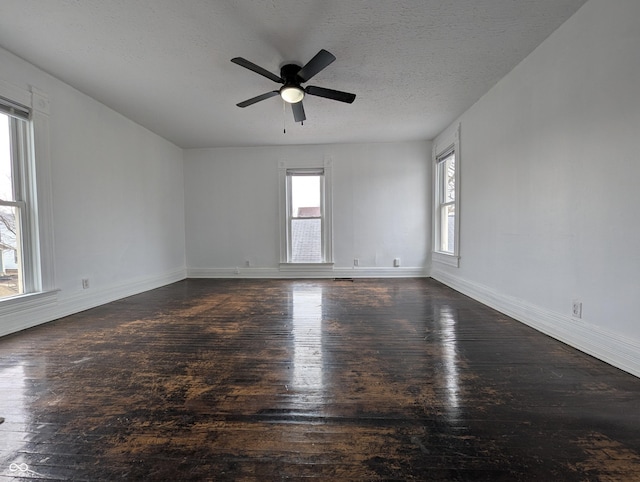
left=291, top=206, right=321, bottom=263
left=0, top=210, right=19, bottom=298
left=0, top=210, right=17, bottom=274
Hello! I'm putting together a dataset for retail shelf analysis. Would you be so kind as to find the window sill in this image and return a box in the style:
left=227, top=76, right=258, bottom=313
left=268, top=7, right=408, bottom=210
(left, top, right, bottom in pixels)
left=279, top=263, right=334, bottom=270
left=432, top=251, right=460, bottom=268
left=0, top=289, right=59, bottom=317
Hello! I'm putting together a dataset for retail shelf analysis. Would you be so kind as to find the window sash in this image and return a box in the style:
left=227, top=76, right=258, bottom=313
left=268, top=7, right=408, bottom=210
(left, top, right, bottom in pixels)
left=0, top=96, right=30, bottom=120
left=286, top=172, right=325, bottom=263
left=0, top=203, right=24, bottom=294
left=435, top=148, right=457, bottom=256
left=438, top=204, right=455, bottom=253
left=286, top=167, right=325, bottom=176
left=437, top=152, right=455, bottom=204
left=0, top=200, right=25, bottom=208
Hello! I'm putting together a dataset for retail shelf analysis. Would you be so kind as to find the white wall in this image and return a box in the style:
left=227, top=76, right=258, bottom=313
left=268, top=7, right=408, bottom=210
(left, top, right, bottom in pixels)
left=184, top=141, right=431, bottom=278
left=431, top=0, right=640, bottom=376
left=0, top=46, right=186, bottom=336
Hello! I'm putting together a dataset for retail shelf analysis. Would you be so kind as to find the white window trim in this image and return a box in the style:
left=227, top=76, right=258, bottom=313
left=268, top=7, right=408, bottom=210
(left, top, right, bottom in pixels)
left=0, top=79, right=55, bottom=302
left=433, top=124, right=461, bottom=268
left=278, top=157, right=333, bottom=267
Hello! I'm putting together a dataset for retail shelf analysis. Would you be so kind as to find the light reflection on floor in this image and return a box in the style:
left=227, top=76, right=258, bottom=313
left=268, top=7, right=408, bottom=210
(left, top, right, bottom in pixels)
left=0, top=363, right=30, bottom=474
left=436, top=305, right=460, bottom=420
left=291, top=285, right=324, bottom=402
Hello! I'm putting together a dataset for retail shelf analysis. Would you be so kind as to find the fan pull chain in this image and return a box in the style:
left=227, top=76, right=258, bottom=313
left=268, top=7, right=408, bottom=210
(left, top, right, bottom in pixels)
left=283, top=100, right=286, bottom=134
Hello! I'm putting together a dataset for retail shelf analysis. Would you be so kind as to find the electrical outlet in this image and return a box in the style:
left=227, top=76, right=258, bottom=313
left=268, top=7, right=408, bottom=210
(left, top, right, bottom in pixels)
left=572, top=300, right=582, bottom=318
left=82, top=278, right=90, bottom=289
left=394, top=258, right=401, bottom=267
left=354, top=258, right=359, bottom=267
left=245, top=260, right=251, bottom=267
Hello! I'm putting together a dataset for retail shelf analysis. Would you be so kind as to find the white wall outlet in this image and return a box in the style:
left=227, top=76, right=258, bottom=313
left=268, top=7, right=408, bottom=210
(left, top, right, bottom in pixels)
left=572, top=300, right=582, bottom=318
left=354, top=258, right=359, bottom=267
left=394, top=258, right=401, bottom=267
left=245, top=260, right=251, bottom=267
left=82, top=278, right=90, bottom=289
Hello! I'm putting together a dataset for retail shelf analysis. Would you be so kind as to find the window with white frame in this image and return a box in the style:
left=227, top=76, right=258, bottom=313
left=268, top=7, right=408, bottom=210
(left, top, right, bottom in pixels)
left=279, top=163, right=333, bottom=265
left=0, top=99, right=38, bottom=299
left=433, top=126, right=460, bottom=266
left=436, top=149, right=456, bottom=253
left=289, top=171, right=323, bottom=262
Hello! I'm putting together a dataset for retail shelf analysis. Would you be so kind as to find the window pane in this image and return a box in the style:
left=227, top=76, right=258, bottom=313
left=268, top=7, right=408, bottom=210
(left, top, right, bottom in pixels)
left=291, top=175, right=320, bottom=218
left=444, top=154, right=455, bottom=203
left=0, top=205, right=23, bottom=298
left=291, top=218, right=322, bottom=263
left=440, top=204, right=455, bottom=253
left=0, top=114, right=15, bottom=202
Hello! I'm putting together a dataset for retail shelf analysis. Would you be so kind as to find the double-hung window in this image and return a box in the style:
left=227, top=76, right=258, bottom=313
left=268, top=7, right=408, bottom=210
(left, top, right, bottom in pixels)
left=279, top=161, right=333, bottom=266
left=0, top=98, right=38, bottom=299
left=436, top=149, right=456, bottom=253
left=433, top=125, right=460, bottom=267
left=288, top=169, right=324, bottom=263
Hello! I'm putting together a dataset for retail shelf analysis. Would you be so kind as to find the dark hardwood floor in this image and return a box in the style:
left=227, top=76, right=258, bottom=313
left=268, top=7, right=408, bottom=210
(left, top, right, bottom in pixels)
left=1, top=278, right=639, bottom=480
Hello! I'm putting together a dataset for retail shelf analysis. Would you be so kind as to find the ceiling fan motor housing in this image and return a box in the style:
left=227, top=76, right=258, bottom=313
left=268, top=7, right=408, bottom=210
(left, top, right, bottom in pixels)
left=281, top=63, right=303, bottom=84
left=279, top=64, right=305, bottom=103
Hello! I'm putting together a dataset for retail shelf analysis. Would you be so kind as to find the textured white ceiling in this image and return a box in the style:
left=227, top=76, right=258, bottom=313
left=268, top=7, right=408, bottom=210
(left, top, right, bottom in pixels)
left=0, top=0, right=588, bottom=148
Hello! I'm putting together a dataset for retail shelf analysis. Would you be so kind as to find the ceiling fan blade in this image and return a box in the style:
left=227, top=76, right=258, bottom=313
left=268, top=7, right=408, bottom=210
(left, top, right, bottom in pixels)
left=236, top=91, right=280, bottom=108
left=305, top=85, right=356, bottom=104
left=292, top=101, right=306, bottom=123
left=231, top=57, right=283, bottom=84
left=296, top=49, right=336, bottom=82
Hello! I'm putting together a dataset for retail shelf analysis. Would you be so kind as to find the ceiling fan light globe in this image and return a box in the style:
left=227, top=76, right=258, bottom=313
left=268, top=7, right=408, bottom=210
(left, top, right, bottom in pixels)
left=280, top=86, right=304, bottom=103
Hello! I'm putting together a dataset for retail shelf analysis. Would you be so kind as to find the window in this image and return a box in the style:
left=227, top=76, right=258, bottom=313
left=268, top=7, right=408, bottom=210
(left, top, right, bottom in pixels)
left=436, top=149, right=456, bottom=253
left=279, top=161, right=333, bottom=266
left=0, top=99, right=38, bottom=299
left=433, top=125, right=460, bottom=266
left=289, top=171, right=323, bottom=262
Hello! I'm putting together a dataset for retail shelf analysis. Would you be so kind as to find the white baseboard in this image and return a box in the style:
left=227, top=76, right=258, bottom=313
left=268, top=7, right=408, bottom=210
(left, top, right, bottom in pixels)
left=187, top=266, right=428, bottom=279
left=430, top=267, right=640, bottom=378
left=0, top=268, right=187, bottom=338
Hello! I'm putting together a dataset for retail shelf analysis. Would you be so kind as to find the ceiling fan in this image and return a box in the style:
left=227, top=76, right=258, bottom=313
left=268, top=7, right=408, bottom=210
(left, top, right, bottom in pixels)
left=231, top=49, right=356, bottom=124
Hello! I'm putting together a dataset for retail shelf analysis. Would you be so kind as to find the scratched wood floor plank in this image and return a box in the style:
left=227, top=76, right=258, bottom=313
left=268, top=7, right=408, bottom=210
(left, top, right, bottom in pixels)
left=1, top=278, right=640, bottom=480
